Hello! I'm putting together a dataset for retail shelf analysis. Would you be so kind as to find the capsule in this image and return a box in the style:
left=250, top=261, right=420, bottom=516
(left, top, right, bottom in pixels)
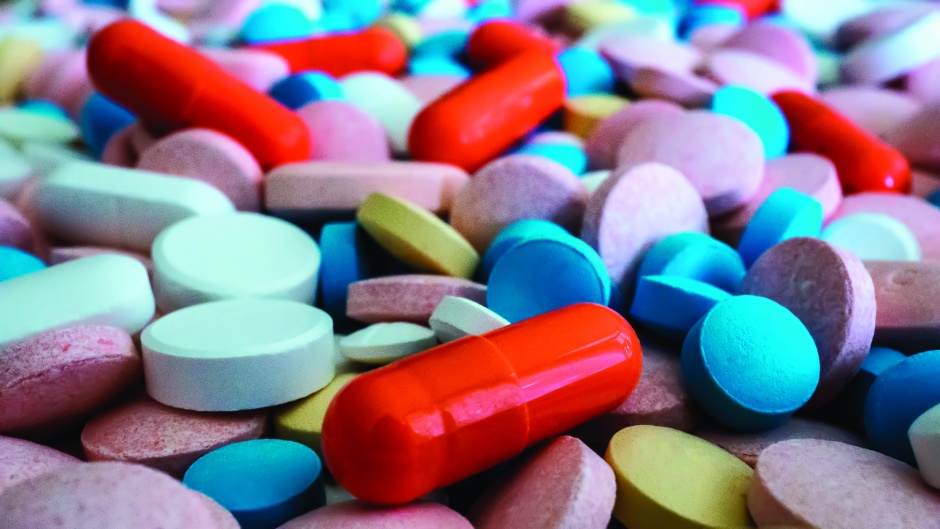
left=87, top=20, right=310, bottom=170
left=409, top=51, right=566, bottom=172
left=321, top=303, right=642, bottom=505
left=251, top=27, right=407, bottom=77
left=694, top=0, right=778, bottom=18
left=466, top=20, right=560, bottom=68
left=771, top=90, right=911, bottom=195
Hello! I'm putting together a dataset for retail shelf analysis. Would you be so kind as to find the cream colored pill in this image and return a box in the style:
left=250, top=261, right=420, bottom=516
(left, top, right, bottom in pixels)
left=35, top=161, right=234, bottom=252
left=822, top=213, right=921, bottom=261
left=142, top=298, right=335, bottom=412
left=339, top=322, right=437, bottom=364
left=910, top=403, right=940, bottom=489
left=0, top=107, right=79, bottom=145
left=0, top=254, right=155, bottom=348
left=151, top=212, right=320, bottom=313
left=274, top=373, right=357, bottom=456
left=429, top=296, right=509, bottom=343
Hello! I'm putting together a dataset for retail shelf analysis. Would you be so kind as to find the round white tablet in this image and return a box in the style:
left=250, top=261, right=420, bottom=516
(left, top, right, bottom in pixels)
left=152, top=212, right=321, bottom=313
left=0, top=254, right=155, bottom=348
left=910, top=403, right=940, bottom=489
left=0, top=107, right=80, bottom=145
left=340, top=322, right=438, bottom=364
left=842, top=10, right=940, bottom=84
left=429, top=296, right=510, bottom=343
left=822, top=212, right=921, bottom=261
left=142, top=298, right=335, bottom=411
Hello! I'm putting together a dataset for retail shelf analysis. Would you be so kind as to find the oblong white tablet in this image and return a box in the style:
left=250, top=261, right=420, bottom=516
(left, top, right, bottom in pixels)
left=0, top=138, right=31, bottom=199
left=142, top=298, right=335, bottom=412
left=429, top=296, right=510, bottom=343
left=339, top=322, right=438, bottom=364
left=0, top=254, right=154, bottom=348
left=842, top=11, right=940, bottom=84
left=151, top=212, right=321, bottom=313
left=0, top=107, right=79, bottom=145
left=35, top=161, right=235, bottom=252
left=822, top=212, right=921, bottom=261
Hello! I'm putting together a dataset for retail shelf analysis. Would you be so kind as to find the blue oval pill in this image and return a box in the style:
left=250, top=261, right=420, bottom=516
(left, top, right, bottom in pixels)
left=408, top=56, right=472, bottom=78
left=680, top=5, right=745, bottom=38
left=319, top=222, right=372, bottom=321
left=79, top=93, right=135, bottom=159
left=515, top=142, right=588, bottom=175
left=17, top=100, right=70, bottom=119
left=682, top=295, right=820, bottom=431
left=637, top=232, right=745, bottom=292
left=413, top=30, right=469, bottom=58
left=738, top=188, right=823, bottom=268
left=830, top=346, right=906, bottom=432
left=487, top=235, right=611, bottom=322
left=240, top=4, right=317, bottom=44
left=865, top=350, right=940, bottom=465
left=269, top=72, right=344, bottom=110
left=711, top=85, right=789, bottom=159
left=630, top=275, right=731, bottom=341
left=480, top=219, right=571, bottom=281
left=468, top=0, right=513, bottom=21
left=184, top=439, right=325, bottom=529
left=556, top=48, right=616, bottom=96
left=928, top=189, right=940, bottom=209
left=0, top=246, right=45, bottom=281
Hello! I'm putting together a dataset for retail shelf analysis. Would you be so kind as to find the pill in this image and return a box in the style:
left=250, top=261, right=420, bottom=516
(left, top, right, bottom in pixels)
left=557, top=47, right=615, bottom=96
left=584, top=100, right=684, bottom=171
left=35, top=161, right=235, bottom=252
left=0, top=107, right=80, bottom=146
left=0, top=37, right=43, bottom=105
left=323, top=303, right=641, bottom=504
left=88, top=20, right=310, bottom=170
left=266, top=161, right=467, bottom=219
left=720, top=21, right=818, bottom=84
left=629, top=275, right=731, bottom=340
left=429, top=295, right=509, bottom=343
left=910, top=403, right=940, bottom=489
left=399, top=73, right=464, bottom=105
left=251, top=27, right=407, bottom=77
left=828, top=346, right=906, bottom=432
left=239, top=3, right=316, bottom=44
left=465, top=20, right=559, bottom=67
left=0, top=254, right=154, bottom=349
left=605, top=425, right=754, bottom=529
left=0, top=200, right=33, bottom=253
left=0, top=462, right=237, bottom=529
left=340, top=322, right=437, bottom=364
left=79, top=93, right=135, bottom=159
left=600, top=35, right=701, bottom=84
left=278, top=500, right=472, bottom=529
left=748, top=439, right=940, bottom=529
left=562, top=95, right=629, bottom=139
left=772, top=90, right=912, bottom=194
left=295, top=100, right=391, bottom=163
left=268, top=72, right=344, bottom=110
left=81, top=395, right=268, bottom=477
left=0, top=140, right=32, bottom=200
left=710, top=85, right=789, bottom=159
left=0, top=435, right=80, bottom=495
left=409, top=51, right=566, bottom=172
left=468, top=436, right=616, bottom=529
left=564, top=0, right=638, bottom=34
left=705, top=49, right=815, bottom=95
left=636, top=232, right=745, bottom=293
left=340, top=73, right=422, bottom=156
left=357, top=193, right=479, bottom=279
left=347, top=274, right=487, bottom=324
left=274, top=373, right=356, bottom=456
left=842, top=11, right=940, bottom=85
left=697, top=418, right=866, bottom=468
left=827, top=192, right=940, bottom=262
left=819, top=87, right=922, bottom=138
left=822, top=212, right=921, bottom=261
left=479, top=219, right=570, bottom=281
left=184, top=439, right=325, bottom=529
left=737, top=188, right=824, bottom=268
left=630, top=67, right=719, bottom=108
left=616, top=110, right=765, bottom=216
left=142, top=298, right=334, bottom=412
left=151, top=212, right=320, bottom=313
left=865, top=349, right=940, bottom=464
left=581, top=162, right=709, bottom=293
left=199, top=47, right=291, bottom=93
left=683, top=295, right=820, bottom=430
left=48, top=246, right=153, bottom=277
left=0, top=246, right=44, bottom=281
left=136, top=128, right=263, bottom=212
left=865, top=261, right=940, bottom=352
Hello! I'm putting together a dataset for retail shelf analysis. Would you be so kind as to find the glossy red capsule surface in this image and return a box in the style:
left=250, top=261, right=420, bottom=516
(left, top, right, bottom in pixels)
left=87, top=20, right=310, bottom=170
left=695, top=0, right=778, bottom=18
left=465, top=20, right=560, bottom=68
left=250, top=27, right=407, bottom=77
left=321, top=303, right=643, bottom=505
left=772, top=90, right=911, bottom=195
left=409, top=51, right=566, bottom=172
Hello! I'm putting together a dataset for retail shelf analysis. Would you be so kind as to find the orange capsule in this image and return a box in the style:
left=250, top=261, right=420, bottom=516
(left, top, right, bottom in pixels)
left=409, top=51, right=566, bottom=172
left=321, top=303, right=642, bottom=505
left=695, top=0, right=778, bottom=18
left=87, top=20, right=310, bottom=170
left=466, top=20, right=560, bottom=68
left=772, top=90, right=911, bottom=195
left=250, top=27, right=407, bottom=77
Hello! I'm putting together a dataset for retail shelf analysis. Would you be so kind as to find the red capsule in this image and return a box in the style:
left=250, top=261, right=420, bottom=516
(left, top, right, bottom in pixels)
left=322, top=303, right=642, bottom=505
left=694, top=0, right=778, bottom=18
left=409, top=51, right=566, bottom=172
left=250, top=27, right=407, bottom=77
left=772, top=90, right=911, bottom=195
left=466, top=20, right=560, bottom=68
left=87, top=20, right=310, bottom=170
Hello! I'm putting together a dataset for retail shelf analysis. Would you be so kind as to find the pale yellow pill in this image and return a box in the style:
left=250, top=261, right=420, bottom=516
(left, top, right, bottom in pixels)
left=564, top=95, right=630, bottom=139
left=0, top=37, right=43, bottom=104
left=376, top=13, right=422, bottom=49
left=566, top=0, right=638, bottom=34
left=605, top=425, right=755, bottom=529
left=0, top=108, right=79, bottom=145
left=274, top=373, right=356, bottom=454
left=357, top=192, right=480, bottom=279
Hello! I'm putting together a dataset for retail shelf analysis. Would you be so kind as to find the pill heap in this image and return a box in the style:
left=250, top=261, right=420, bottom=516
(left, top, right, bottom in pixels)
left=3, top=0, right=940, bottom=527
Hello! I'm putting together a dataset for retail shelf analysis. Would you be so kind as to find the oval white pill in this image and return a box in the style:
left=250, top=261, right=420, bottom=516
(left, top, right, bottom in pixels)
left=0, top=138, right=31, bottom=199
left=429, top=296, right=510, bottom=343
left=142, top=298, right=335, bottom=412
left=36, top=161, right=235, bottom=252
left=822, top=212, right=921, bottom=261
left=0, top=107, right=79, bottom=145
left=0, top=254, right=155, bottom=348
left=340, top=322, right=438, bottom=364
left=152, top=212, right=321, bottom=313
left=340, top=73, right=422, bottom=156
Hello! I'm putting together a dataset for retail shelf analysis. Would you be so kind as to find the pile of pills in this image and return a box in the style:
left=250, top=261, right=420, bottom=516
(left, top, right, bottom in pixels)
left=3, top=0, right=940, bottom=527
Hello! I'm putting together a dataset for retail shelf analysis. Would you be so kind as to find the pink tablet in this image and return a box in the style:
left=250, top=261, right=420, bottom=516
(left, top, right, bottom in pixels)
left=885, top=102, right=940, bottom=172
left=720, top=22, right=818, bottom=85
left=200, top=47, right=290, bottom=93
left=697, top=419, right=866, bottom=467
left=100, top=124, right=138, bottom=168
left=0, top=436, right=80, bottom=495
left=0, top=199, right=35, bottom=252
left=399, top=75, right=465, bottom=106
left=819, top=87, right=921, bottom=138
left=279, top=501, right=472, bottom=529
left=600, top=36, right=702, bottom=83
left=347, top=275, right=487, bottom=324
left=296, top=100, right=391, bottom=163
left=704, top=49, right=815, bottom=95
left=629, top=67, right=718, bottom=108
left=584, top=100, right=684, bottom=170
left=865, top=260, right=940, bottom=352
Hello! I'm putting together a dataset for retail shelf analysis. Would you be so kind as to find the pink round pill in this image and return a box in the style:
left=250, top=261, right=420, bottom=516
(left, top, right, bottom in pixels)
left=0, top=326, right=141, bottom=438
left=585, top=100, right=684, bottom=171
left=819, top=87, right=922, bottom=138
left=199, top=47, right=290, bottom=93
left=629, top=67, right=718, bottom=108
left=704, top=49, right=815, bottom=95
left=297, top=100, right=391, bottom=163
left=278, top=500, right=473, bottom=529
left=912, top=169, right=940, bottom=199
left=885, top=102, right=940, bottom=172
left=99, top=124, right=138, bottom=167
left=0, top=199, right=35, bottom=252
left=399, top=75, right=466, bottom=106
left=600, top=36, right=702, bottom=84
left=905, top=57, right=940, bottom=102
left=128, top=122, right=158, bottom=155
left=0, top=435, right=80, bottom=495
left=450, top=154, right=587, bottom=252
left=136, top=128, right=263, bottom=211
left=720, top=22, right=818, bottom=85
left=347, top=275, right=487, bottom=324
